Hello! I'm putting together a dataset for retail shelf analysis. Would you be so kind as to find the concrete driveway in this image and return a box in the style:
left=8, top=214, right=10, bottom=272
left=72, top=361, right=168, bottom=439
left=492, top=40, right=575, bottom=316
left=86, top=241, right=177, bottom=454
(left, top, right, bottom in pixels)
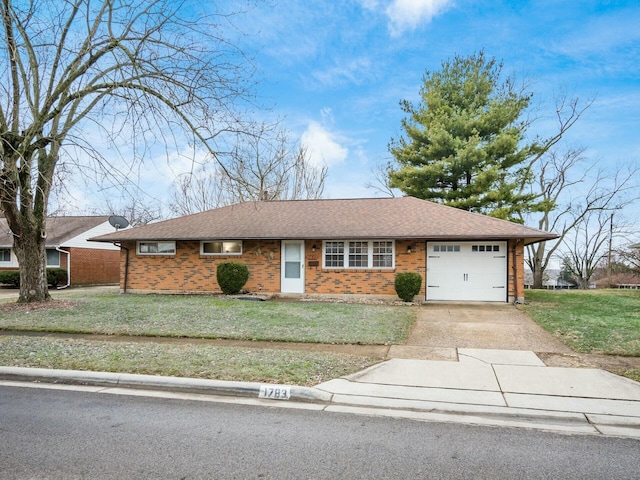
left=389, top=302, right=574, bottom=360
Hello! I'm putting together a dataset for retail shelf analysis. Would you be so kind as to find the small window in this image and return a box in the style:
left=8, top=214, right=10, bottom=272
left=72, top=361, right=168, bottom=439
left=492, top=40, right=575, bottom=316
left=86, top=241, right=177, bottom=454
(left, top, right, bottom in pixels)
left=0, top=248, right=10, bottom=262
left=138, top=241, right=176, bottom=255
left=436, top=244, right=460, bottom=253
left=472, top=244, right=500, bottom=253
left=46, top=249, right=60, bottom=267
left=201, top=241, right=242, bottom=255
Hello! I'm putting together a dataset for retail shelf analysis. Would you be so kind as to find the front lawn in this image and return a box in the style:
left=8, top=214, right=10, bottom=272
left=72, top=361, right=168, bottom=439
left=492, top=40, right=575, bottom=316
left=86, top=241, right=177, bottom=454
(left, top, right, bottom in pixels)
left=0, top=292, right=416, bottom=345
left=522, top=289, right=640, bottom=356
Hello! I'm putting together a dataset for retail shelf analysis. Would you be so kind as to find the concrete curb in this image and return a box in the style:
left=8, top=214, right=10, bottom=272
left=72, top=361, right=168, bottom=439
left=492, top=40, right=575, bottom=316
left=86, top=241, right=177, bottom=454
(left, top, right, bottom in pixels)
left=2, top=366, right=639, bottom=438
left=0, top=367, right=332, bottom=404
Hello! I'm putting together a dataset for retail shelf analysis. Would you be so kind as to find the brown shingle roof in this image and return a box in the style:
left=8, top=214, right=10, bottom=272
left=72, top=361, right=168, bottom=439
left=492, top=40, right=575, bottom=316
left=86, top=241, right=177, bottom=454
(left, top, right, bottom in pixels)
left=90, top=197, right=556, bottom=245
left=0, top=216, right=111, bottom=247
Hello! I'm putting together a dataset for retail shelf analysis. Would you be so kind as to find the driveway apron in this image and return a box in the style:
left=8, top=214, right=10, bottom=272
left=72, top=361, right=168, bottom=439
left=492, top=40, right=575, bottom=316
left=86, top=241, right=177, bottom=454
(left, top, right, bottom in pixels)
left=389, top=303, right=574, bottom=360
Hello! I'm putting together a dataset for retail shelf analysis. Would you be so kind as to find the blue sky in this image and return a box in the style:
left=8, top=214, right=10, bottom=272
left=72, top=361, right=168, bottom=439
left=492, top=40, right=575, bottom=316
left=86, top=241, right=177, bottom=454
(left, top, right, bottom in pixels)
left=57, top=0, right=638, bottom=230
left=234, top=0, right=639, bottom=206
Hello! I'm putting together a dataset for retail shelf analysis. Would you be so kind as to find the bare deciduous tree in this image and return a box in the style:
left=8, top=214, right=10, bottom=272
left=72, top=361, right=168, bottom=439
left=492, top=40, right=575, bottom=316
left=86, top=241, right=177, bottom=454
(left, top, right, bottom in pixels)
left=559, top=210, right=632, bottom=289
left=365, top=161, right=398, bottom=198
left=617, top=244, right=640, bottom=274
left=0, top=0, right=254, bottom=302
left=523, top=150, right=639, bottom=288
left=170, top=124, right=327, bottom=215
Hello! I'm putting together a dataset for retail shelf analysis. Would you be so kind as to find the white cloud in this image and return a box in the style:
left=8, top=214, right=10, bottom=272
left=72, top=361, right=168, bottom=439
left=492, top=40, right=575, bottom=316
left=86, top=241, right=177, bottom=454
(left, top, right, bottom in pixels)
left=384, top=0, right=453, bottom=36
left=300, top=121, right=348, bottom=168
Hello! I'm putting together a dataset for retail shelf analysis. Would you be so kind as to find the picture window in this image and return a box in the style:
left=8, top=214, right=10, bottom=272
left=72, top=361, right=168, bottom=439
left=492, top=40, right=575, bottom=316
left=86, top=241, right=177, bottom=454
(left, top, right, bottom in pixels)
left=138, top=241, right=176, bottom=255
left=201, top=241, right=242, bottom=255
left=323, top=240, right=394, bottom=269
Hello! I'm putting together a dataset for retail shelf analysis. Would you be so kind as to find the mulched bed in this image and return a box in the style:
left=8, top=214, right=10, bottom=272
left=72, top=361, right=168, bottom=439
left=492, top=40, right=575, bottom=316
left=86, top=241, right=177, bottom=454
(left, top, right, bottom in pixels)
left=0, top=300, right=78, bottom=313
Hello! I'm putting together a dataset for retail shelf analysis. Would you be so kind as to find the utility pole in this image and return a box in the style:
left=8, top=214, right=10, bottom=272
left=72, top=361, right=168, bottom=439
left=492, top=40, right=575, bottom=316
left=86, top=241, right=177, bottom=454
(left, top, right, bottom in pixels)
left=608, top=212, right=614, bottom=287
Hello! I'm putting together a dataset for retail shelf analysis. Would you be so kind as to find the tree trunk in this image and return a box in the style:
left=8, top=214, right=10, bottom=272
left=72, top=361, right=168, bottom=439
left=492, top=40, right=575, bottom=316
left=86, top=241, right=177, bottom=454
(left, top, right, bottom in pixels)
left=531, top=243, right=546, bottom=289
left=12, top=225, right=50, bottom=303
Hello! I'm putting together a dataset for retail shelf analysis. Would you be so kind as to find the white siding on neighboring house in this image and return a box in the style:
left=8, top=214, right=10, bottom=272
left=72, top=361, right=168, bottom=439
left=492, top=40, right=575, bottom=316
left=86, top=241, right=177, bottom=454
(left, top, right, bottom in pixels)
left=63, top=222, right=122, bottom=250
left=0, top=247, right=19, bottom=268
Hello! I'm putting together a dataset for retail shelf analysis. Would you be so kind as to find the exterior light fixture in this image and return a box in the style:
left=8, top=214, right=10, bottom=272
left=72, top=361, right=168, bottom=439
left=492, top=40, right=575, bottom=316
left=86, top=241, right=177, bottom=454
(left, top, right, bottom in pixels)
left=312, top=245, right=317, bottom=252
left=407, top=245, right=412, bottom=254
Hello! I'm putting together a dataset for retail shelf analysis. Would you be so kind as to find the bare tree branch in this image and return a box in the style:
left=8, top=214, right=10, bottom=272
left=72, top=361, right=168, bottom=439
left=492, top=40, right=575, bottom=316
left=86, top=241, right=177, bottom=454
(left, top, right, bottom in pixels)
left=170, top=124, right=327, bottom=215
left=0, top=0, right=257, bottom=302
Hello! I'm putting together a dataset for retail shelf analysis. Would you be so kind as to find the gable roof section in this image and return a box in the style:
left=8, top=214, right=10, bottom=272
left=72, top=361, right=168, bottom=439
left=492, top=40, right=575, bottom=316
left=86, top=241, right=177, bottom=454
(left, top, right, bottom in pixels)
left=90, top=197, right=556, bottom=245
left=0, top=216, right=112, bottom=248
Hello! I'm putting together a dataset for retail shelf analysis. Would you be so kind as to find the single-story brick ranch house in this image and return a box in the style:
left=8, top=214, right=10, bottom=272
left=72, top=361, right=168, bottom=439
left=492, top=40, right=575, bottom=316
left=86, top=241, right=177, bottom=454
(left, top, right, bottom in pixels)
left=0, top=216, right=121, bottom=287
left=90, top=197, right=557, bottom=303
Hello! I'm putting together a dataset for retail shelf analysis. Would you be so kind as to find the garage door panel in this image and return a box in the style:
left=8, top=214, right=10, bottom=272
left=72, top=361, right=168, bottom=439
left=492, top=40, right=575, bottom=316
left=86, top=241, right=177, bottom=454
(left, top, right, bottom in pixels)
left=426, top=242, right=507, bottom=302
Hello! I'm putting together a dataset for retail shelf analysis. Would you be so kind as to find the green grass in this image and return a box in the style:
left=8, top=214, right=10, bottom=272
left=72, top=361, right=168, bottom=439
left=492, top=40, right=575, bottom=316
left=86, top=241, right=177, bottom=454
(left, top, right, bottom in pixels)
left=0, top=292, right=416, bottom=345
left=522, top=289, right=640, bottom=356
left=0, top=336, right=380, bottom=386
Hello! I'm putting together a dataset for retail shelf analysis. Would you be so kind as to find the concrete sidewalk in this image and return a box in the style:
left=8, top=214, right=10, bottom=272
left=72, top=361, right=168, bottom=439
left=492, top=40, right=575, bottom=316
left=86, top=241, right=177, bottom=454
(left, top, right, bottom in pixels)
left=316, top=348, right=640, bottom=438
left=2, top=348, right=639, bottom=438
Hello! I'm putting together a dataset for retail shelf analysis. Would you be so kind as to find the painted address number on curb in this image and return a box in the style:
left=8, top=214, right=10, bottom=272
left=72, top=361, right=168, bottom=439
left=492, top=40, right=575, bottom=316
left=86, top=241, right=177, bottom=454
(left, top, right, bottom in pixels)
left=259, top=385, right=291, bottom=400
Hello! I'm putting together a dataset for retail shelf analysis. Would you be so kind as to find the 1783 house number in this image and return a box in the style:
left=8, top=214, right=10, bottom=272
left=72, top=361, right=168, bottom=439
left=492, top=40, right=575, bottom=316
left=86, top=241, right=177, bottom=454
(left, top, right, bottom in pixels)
left=259, top=385, right=291, bottom=400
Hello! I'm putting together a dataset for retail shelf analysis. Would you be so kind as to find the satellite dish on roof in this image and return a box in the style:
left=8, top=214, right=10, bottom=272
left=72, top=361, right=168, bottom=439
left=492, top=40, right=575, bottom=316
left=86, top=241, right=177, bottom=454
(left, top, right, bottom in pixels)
left=109, top=215, right=130, bottom=231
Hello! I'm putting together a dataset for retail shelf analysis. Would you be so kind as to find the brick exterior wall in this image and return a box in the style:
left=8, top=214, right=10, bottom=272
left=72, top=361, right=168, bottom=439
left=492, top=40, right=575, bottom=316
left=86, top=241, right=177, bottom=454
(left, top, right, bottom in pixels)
left=121, top=240, right=281, bottom=294
left=0, top=248, right=119, bottom=286
left=304, top=239, right=425, bottom=296
left=120, top=239, right=525, bottom=302
left=508, top=239, right=526, bottom=303
left=68, top=248, right=120, bottom=285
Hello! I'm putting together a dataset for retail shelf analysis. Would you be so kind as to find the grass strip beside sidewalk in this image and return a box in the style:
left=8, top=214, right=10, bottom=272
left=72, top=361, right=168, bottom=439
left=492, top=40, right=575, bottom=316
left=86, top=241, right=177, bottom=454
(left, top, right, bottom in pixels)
left=0, top=336, right=381, bottom=386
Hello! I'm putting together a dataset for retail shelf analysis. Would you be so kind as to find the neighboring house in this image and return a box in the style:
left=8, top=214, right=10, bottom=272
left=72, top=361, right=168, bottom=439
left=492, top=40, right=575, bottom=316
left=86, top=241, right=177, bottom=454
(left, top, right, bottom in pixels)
left=524, top=269, right=577, bottom=289
left=90, top=197, right=557, bottom=303
left=0, top=216, right=122, bottom=287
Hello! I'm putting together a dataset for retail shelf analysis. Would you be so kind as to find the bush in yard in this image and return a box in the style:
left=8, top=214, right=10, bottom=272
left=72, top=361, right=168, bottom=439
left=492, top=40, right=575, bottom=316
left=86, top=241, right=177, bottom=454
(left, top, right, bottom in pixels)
left=395, top=272, right=422, bottom=302
left=47, top=268, right=68, bottom=287
left=0, top=270, right=20, bottom=287
left=216, top=262, right=250, bottom=295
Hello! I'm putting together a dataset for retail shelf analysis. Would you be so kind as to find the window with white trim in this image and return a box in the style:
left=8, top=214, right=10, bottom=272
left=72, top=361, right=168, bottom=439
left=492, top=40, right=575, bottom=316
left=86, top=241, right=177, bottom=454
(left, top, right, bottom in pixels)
left=137, top=241, right=176, bottom=255
left=46, top=249, right=60, bottom=267
left=323, top=240, right=395, bottom=269
left=349, top=241, right=368, bottom=267
left=324, top=241, right=344, bottom=267
left=373, top=241, right=394, bottom=267
left=0, top=248, right=11, bottom=263
left=201, top=241, right=242, bottom=255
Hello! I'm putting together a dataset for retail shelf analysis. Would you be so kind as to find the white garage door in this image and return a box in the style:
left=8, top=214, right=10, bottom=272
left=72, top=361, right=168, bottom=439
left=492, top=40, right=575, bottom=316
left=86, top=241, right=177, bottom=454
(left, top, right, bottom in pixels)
left=426, top=242, right=507, bottom=302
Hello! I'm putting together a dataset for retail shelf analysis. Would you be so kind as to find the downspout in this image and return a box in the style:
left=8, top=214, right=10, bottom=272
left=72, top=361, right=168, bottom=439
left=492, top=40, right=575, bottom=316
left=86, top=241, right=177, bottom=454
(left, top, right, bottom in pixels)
left=116, top=243, right=129, bottom=294
left=55, top=247, right=71, bottom=289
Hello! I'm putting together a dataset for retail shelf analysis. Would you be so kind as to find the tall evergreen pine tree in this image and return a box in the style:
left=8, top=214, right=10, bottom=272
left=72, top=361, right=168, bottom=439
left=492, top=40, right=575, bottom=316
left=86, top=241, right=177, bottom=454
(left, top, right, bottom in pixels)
left=389, top=51, right=538, bottom=221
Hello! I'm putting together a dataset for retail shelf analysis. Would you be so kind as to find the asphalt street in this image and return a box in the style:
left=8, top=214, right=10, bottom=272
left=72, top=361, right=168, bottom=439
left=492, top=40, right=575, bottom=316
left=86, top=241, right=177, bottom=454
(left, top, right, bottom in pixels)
left=1, top=385, right=639, bottom=479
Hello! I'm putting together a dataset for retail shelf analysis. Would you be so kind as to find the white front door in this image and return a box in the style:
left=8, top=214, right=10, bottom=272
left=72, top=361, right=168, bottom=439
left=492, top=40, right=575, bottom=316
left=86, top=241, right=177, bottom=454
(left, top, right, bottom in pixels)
left=281, top=240, right=305, bottom=293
